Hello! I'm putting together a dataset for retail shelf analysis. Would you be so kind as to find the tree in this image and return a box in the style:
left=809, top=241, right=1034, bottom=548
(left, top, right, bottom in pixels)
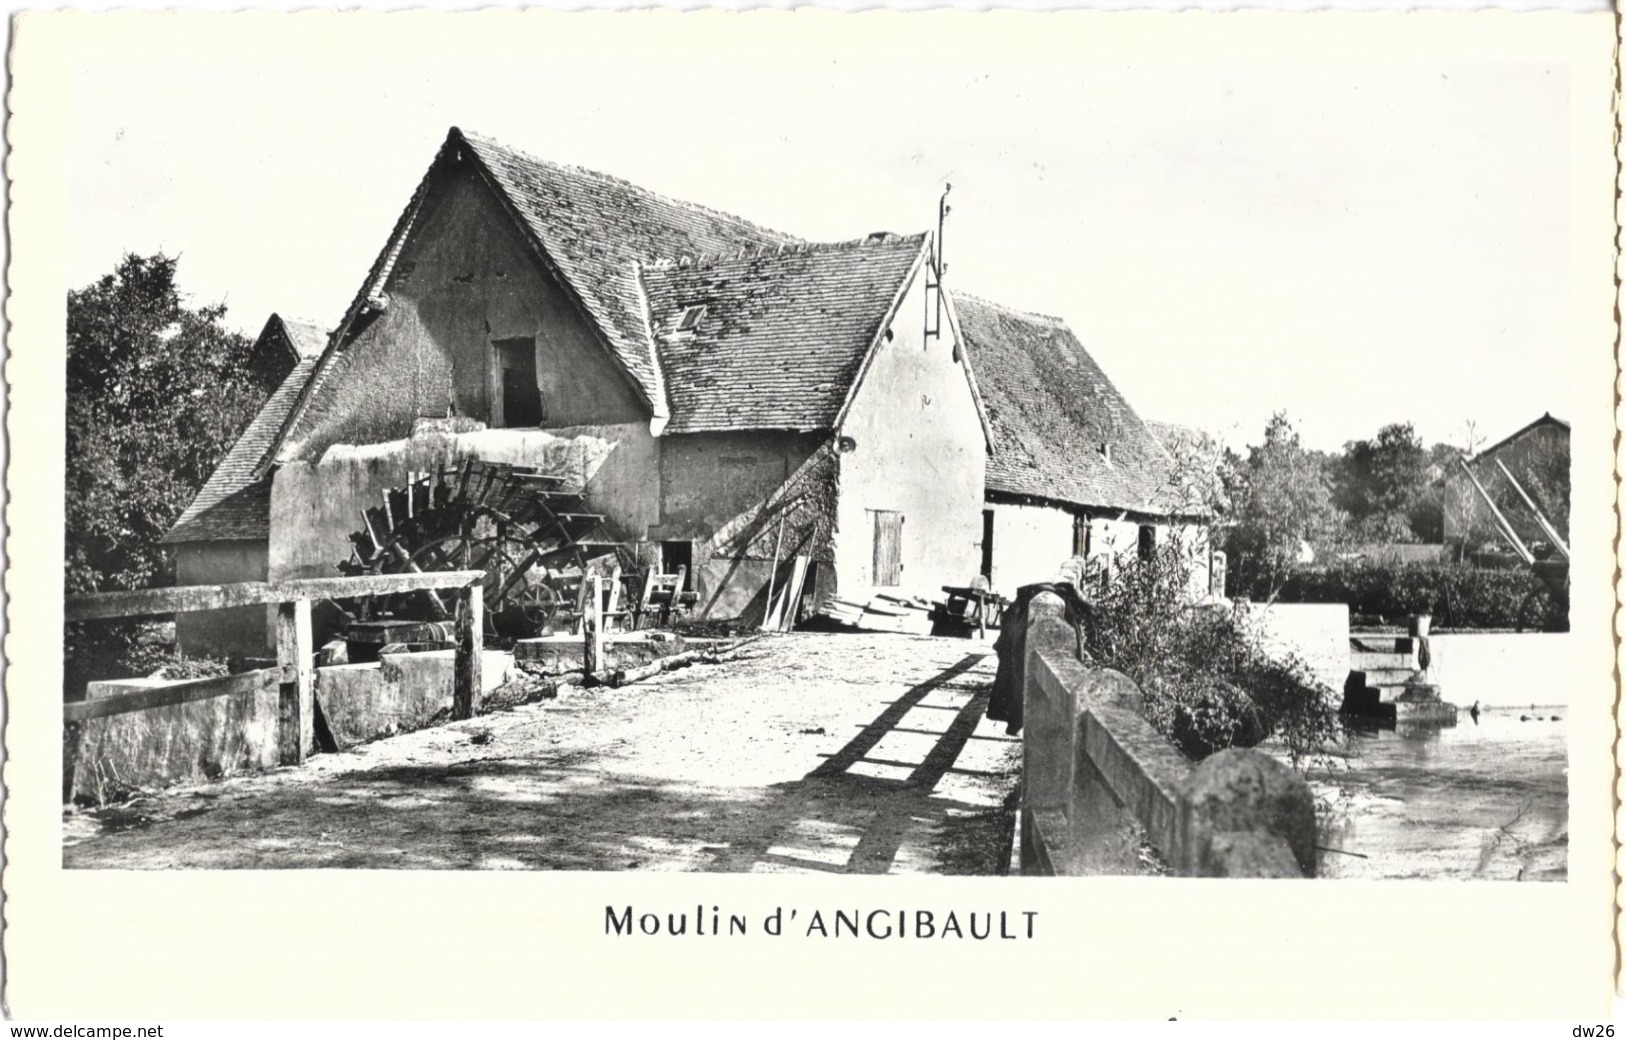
left=1332, top=421, right=1432, bottom=542
left=1224, top=413, right=1344, bottom=598
left=65, top=253, right=267, bottom=595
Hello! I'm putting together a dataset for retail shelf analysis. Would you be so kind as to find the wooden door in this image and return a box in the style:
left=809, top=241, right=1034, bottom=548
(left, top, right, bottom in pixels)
left=872, top=511, right=903, bottom=586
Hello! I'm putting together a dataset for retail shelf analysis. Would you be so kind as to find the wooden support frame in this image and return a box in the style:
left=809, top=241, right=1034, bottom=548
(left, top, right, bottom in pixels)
left=65, top=570, right=487, bottom=622
left=277, top=599, right=314, bottom=765
left=67, top=570, right=489, bottom=765
left=453, top=583, right=484, bottom=720
left=64, top=668, right=277, bottom=722
left=1493, top=458, right=1570, bottom=561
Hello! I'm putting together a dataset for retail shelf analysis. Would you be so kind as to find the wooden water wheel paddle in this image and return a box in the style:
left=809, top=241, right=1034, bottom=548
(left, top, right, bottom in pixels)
left=335, top=459, right=623, bottom=638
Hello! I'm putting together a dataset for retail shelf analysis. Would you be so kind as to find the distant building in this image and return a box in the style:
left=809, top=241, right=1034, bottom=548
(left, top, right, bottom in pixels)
left=1443, top=412, right=1570, bottom=558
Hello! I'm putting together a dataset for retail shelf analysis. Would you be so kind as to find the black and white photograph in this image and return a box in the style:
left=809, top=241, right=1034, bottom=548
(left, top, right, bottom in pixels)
left=6, top=6, right=1618, bottom=1023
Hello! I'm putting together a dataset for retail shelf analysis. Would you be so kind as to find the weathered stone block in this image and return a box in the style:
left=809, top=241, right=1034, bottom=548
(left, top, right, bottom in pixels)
left=314, top=650, right=513, bottom=749
left=1182, top=748, right=1316, bottom=877
left=84, top=676, right=174, bottom=701
left=66, top=684, right=281, bottom=804
left=513, top=634, right=686, bottom=676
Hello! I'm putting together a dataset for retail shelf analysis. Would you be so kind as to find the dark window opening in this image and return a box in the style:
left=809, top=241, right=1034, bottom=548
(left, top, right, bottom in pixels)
left=1138, top=525, right=1156, bottom=563
left=494, top=337, right=542, bottom=428
left=980, top=509, right=995, bottom=580
left=1073, top=515, right=1092, bottom=558
left=677, top=304, right=707, bottom=332
left=660, top=541, right=693, bottom=591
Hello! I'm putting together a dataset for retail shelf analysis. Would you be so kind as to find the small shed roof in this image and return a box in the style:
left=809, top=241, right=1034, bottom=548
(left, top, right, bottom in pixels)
left=162, top=355, right=323, bottom=543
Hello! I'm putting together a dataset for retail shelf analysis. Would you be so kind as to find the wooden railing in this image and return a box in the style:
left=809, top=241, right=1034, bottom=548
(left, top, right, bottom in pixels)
left=65, top=571, right=486, bottom=765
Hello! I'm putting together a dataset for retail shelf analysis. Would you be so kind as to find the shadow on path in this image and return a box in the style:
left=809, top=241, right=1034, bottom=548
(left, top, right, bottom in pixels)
left=64, top=650, right=1019, bottom=874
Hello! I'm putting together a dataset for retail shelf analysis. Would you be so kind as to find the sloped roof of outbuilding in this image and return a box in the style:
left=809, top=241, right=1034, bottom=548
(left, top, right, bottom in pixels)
left=955, top=293, right=1187, bottom=518
left=162, top=355, right=323, bottom=543
left=1470, top=411, right=1571, bottom=464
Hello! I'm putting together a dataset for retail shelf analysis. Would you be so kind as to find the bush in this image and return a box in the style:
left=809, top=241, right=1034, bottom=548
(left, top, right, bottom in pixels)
left=1275, top=561, right=1565, bottom=631
left=1084, top=542, right=1343, bottom=769
left=63, top=619, right=227, bottom=699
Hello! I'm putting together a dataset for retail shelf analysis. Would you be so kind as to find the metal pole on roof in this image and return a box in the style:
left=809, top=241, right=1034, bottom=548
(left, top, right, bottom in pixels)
left=930, top=183, right=952, bottom=341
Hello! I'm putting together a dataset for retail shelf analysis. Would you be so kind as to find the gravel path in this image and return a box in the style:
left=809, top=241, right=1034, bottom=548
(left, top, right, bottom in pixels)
left=63, top=633, right=1021, bottom=874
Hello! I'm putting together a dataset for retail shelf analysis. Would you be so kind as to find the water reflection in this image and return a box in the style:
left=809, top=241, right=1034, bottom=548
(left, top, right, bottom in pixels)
left=1307, top=709, right=1567, bottom=881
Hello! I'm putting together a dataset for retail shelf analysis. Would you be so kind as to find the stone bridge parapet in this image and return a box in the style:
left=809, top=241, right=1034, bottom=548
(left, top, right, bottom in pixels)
left=1019, top=591, right=1317, bottom=878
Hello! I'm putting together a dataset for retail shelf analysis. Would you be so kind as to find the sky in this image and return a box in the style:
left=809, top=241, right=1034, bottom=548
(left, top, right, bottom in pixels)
left=49, top=11, right=1612, bottom=454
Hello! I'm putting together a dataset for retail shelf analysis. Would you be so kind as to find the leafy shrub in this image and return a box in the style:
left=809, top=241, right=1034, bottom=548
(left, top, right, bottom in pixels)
left=1275, top=561, right=1564, bottom=631
left=1083, top=541, right=1343, bottom=769
left=63, top=620, right=228, bottom=699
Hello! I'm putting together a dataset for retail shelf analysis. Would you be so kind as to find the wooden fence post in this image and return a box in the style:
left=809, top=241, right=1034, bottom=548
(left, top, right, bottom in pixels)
left=453, top=581, right=484, bottom=720
left=277, top=598, right=314, bottom=765
left=594, top=574, right=607, bottom=673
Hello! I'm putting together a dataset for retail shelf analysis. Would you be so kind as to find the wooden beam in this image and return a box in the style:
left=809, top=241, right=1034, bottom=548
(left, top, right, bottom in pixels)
left=277, top=599, right=314, bottom=765
left=1456, top=458, right=1534, bottom=565
left=1493, top=458, right=1570, bottom=561
left=65, top=570, right=487, bottom=621
left=453, top=582, right=484, bottom=720
left=64, top=668, right=277, bottom=722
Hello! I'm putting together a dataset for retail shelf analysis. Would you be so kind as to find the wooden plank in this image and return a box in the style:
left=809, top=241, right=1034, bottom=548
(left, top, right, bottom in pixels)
left=66, top=570, right=488, bottom=621
left=64, top=668, right=277, bottom=722
left=872, top=510, right=903, bottom=586
left=589, top=575, right=606, bottom=673
left=759, top=517, right=786, bottom=632
left=277, top=599, right=314, bottom=765
left=452, top=583, right=484, bottom=721
left=1494, top=458, right=1571, bottom=560
left=778, top=556, right=809, bottom=632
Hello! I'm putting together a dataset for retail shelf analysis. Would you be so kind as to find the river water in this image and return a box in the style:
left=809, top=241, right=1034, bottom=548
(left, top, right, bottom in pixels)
left=1305, top=708, right=1567, bottom=881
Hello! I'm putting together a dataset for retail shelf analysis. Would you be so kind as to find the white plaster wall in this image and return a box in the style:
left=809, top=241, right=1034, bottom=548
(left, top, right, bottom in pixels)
left=988, top=507, right=1213, bottom=599
left=1426, top=632, right=1570, bottom=709
left=1242, top=602, right=1351, bottom=695
left=834, top=265, right=986, bottom=601
left=986, top=502, right=1074, bottom=595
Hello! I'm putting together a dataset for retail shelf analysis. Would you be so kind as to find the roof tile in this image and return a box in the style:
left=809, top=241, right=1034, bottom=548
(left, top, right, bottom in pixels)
left=643, top=235, right=927, bottom=433
left=162, top=356, right=323, bottom=542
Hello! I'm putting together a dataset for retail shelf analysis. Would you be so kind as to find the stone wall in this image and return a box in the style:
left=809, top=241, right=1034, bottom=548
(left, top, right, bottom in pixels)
left=65, top=671, right=284, bottom=805
left=1019, top=591, right=1317, bottom=877
left=1426, top=632, right=1569, bottom=709
left=316, top=649, right=515, bottom=749
left=64, top=649, right=518, bottom=804
left=174, top=538, right=275, bottom=659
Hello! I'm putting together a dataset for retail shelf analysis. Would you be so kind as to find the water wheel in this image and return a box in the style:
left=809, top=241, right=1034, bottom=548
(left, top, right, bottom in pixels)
left=336, top=460, right=624, bottom=638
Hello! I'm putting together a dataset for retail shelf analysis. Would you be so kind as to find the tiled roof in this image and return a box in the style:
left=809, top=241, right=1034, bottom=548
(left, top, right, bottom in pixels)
left=1470, top=411, right=1571, bottom=464
left=1145, top=420, right=1200, bottom=453
left=327, top=128, right=801, bottom=416
left=641, top=235, right=928, bottom=433
left=162, top=356, right=323, bottom=543
left=955, top=294, right=1184, bottom=517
